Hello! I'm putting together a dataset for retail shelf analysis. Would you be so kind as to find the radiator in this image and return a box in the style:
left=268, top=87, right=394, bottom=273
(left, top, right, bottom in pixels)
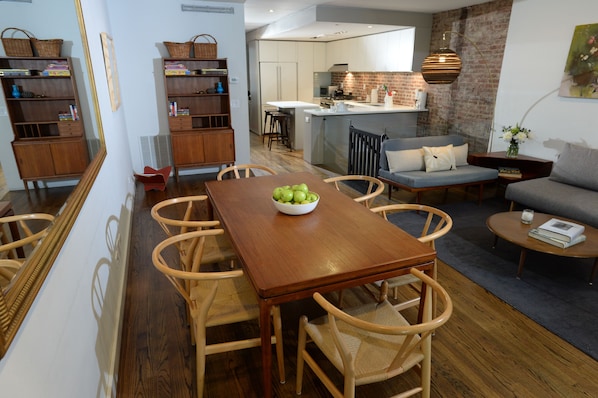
left=347, top=126, right=387, bottom=177
left=139, top=135, right=172, bottom=168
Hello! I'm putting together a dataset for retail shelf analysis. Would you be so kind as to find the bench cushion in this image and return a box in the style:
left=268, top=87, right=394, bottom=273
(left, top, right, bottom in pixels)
left=378, top=165, right=498, bottom=188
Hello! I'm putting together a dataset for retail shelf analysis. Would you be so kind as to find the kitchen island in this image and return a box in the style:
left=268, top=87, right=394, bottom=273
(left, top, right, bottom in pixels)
left=266, top=101, right=320, bottom=150
left=303, top=102, right=428, bottom=174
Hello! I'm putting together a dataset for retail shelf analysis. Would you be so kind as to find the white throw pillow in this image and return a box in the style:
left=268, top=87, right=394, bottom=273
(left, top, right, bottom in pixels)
left=423, top=144, right=456, bottom=172
left=386, top=148, right=425, bottom=173
left=453, top=143, right=469, bottom=166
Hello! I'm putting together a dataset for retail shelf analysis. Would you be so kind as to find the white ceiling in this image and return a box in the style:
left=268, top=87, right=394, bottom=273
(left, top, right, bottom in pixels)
left=238, top=0, right=493, bottom=40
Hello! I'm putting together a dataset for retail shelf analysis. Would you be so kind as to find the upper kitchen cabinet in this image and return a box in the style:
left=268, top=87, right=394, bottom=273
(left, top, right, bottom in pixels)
left=326, top=28, right=416, bottom=72
left=258, top=41, right=297, bottom=62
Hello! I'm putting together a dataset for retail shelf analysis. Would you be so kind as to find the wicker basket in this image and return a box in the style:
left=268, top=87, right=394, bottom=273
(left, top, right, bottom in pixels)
left=1, top=27, right=34, bottom=57
left=31, top=38, right=63, bottom=57
left=164, top=41, right=193, bottom=58
left=192, top=34, right=217, bottom=59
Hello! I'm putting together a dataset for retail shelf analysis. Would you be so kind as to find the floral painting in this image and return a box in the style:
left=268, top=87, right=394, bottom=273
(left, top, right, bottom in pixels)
left=559, top=23, right=598, bottom=99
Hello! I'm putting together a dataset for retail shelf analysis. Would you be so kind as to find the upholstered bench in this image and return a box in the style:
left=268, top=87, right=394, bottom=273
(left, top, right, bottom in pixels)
left=506, top=143, right=598, bottom=228
left=378, top=135, right=498, bottom=204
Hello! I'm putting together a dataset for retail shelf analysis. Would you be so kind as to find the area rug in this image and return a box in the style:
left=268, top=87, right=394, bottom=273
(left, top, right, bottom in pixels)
left=387, top=198, right=598, bottom=361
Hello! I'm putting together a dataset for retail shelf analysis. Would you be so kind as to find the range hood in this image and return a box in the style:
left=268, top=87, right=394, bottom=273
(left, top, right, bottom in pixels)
left=328, top=63, right=349, bottom=72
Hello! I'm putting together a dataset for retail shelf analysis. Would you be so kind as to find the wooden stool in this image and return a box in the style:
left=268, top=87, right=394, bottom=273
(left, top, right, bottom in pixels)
left=268, top=112, right=291, bottom=151
left=262, top=109, right=275, bottom=143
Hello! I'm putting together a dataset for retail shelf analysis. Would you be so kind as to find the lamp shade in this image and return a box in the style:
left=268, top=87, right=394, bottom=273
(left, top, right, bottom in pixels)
left=421, top=48, right=462, bottom=84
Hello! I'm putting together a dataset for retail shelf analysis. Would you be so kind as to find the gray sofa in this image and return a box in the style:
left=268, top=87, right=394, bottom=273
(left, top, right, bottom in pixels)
left=378, top=135, right=498, bottom=203
left=505, top=143, right=598, bottom=228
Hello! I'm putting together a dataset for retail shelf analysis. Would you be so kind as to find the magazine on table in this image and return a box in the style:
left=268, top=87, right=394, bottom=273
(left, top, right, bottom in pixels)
left=528, top=228, right=586, bottom=248
left=537, top=218, right=585, bottom=242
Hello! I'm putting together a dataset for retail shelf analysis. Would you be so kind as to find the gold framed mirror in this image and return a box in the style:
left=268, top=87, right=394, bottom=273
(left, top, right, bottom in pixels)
left=0, top=0, right=106, bottom=357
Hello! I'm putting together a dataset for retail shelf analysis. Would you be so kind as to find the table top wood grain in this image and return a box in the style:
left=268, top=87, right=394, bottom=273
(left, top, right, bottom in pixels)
left=205, top=172, right=436, bottom=301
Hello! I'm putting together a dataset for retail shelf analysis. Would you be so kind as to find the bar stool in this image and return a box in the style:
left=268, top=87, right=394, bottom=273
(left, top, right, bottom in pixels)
left=268, top=112, right=291, bottom=151
left=262, top=109, right=275, bottom=144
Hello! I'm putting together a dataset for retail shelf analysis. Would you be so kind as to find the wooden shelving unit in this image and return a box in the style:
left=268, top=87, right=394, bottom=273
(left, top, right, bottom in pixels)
left=163, top=58, right=235, bottom=180
left=0, top=56, right=89, bottom=191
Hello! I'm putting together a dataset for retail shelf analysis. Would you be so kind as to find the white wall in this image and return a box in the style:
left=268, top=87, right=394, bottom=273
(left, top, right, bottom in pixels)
left=0, top=0, right=135, bottom=396
left=106, top=0, right=251, bottom=173
left=492, top=0, right=598, bottom=160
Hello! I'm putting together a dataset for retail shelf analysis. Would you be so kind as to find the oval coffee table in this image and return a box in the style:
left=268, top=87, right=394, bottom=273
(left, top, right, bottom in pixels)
left=486, top=211, right=598, bottom=284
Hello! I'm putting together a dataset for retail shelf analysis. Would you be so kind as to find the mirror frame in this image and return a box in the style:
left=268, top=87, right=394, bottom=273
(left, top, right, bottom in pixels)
left=0, top=0, right=106, bottom=358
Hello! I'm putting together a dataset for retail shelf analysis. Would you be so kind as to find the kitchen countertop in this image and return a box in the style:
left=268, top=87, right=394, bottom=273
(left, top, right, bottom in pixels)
left=305, top=101, right=427, bottom=116
left=266, top=101, right=320, bottom=108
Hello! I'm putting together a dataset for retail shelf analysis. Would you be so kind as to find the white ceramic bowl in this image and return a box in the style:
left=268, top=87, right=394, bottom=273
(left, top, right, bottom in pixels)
left=272, top=193, right=319, bottom=215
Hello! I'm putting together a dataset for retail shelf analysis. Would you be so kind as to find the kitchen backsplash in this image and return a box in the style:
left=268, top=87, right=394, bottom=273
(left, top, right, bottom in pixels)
left=330, top=71, right=427, bottom=106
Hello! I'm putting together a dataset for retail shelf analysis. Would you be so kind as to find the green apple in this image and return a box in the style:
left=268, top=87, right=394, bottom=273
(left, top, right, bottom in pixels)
left=272, top=187, right=284, bottom=200
left=293, top=190, right=307, bottom=203
left=297, top=183, right=309, bottom=194
left=280, top=188, right=294, bottom=203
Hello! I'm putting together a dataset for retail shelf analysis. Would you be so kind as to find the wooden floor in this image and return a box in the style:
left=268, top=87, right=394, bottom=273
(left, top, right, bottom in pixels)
left=4, top=134, right=598, bottom=397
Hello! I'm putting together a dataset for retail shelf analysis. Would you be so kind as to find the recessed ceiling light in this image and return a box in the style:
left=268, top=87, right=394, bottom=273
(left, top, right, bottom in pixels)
left=269, top=9, right=274, bottom=13
left=368, top=26, right=373, bottom=29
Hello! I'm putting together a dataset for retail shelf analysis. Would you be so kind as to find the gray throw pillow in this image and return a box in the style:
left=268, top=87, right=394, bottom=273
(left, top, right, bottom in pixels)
left=549, top=143, right=598, bottom=191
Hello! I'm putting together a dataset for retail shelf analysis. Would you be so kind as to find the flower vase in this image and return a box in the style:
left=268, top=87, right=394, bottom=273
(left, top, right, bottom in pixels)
left=506, top=141, right=519, bottom=158
left=11, top=84, right=21, bottom=98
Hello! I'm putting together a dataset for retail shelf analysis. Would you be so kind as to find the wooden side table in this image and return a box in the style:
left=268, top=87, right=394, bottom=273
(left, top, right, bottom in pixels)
left=0, top=201, right=25, bottom=258
left=468, top=152, right=553, bottom=192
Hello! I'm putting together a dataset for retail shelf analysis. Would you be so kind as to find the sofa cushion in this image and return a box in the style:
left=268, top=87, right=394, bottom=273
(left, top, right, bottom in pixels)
left=423, top=144, right=456, bottom=172
left=506, top=177, right=598, bottom=228
left=549, top=143, right=598, bottom=191
left=386, top=148, right=424, bottom=173
left=454, top=143, right=469, bottom=166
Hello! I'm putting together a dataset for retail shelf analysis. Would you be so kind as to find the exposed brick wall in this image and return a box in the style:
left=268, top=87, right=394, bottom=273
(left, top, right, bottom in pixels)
left=423, top=0, right=512, bottom=152
left=331, top=0, right=512, bottom=153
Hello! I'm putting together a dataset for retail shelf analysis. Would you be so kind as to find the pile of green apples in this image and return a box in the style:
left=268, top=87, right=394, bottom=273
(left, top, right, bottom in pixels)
left=272, top=183, right=319, bottom=205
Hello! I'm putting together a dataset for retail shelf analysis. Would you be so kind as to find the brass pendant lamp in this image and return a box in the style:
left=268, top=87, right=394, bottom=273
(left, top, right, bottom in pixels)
left=421, top=47, right=462, bottom=84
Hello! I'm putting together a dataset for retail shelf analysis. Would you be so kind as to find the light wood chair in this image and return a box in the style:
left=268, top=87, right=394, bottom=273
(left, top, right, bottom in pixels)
left=0, top=213, right=55, bottom=261
left=323, top=175, right=385, bottom=208
left=152, top=229, right=285, bottom=398
left=0, top=259, right=22, bottom=289
left=296, top=268, right=453, bottom=398
left=369, top=204, right=453, bottom=313
left=151, top=195, right=236, bottom=267
left=216, top=163, right=277, bottom=180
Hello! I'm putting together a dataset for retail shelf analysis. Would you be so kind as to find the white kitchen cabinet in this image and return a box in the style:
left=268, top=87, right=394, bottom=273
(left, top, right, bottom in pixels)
left=313, top=42, right=326, bottom=72
left=259, top=62, right=298, bottom=135
left=260, top=62, right=297, bottom=102
left=258, top=41, right=297, bottom=62
left=325, top=29, right=416, bottom=72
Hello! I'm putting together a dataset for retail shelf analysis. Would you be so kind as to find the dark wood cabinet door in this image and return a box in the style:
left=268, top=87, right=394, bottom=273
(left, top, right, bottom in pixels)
left=12, top=142, right=55, bottom=179
left=50, top=139, right=89, bottom=175
left=171, top=132, right=205, bottom=166
left=203, top=129, right=235, bottom=163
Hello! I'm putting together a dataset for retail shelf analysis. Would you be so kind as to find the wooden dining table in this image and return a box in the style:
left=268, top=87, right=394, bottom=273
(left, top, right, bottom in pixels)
left=205, top=171, right=436, bottom=397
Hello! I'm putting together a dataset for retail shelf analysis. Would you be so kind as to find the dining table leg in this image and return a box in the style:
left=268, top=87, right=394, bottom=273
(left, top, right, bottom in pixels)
left=259, top=299, right=273, bottom=398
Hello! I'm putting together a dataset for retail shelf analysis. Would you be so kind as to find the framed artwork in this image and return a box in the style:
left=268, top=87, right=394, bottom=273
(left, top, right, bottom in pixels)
left=100, top=32, right=121, bottom=111
left=559, top=23, right=598, bottom=99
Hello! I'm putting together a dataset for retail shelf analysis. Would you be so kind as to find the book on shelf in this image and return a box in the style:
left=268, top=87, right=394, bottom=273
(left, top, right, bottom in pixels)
left=537, top=218, right=585, bottom=242
left=498, top=166, right=522, bottom=178
left=528, top=228, right=586, bottom=248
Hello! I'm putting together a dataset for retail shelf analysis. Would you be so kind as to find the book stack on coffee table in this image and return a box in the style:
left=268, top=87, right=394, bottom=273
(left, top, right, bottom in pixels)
left=528, top=218, right=586, bottom=248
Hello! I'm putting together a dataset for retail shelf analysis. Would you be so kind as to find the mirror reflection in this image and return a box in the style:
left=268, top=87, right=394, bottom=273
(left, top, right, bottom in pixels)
left=0, top=0, right=106, bottom=357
